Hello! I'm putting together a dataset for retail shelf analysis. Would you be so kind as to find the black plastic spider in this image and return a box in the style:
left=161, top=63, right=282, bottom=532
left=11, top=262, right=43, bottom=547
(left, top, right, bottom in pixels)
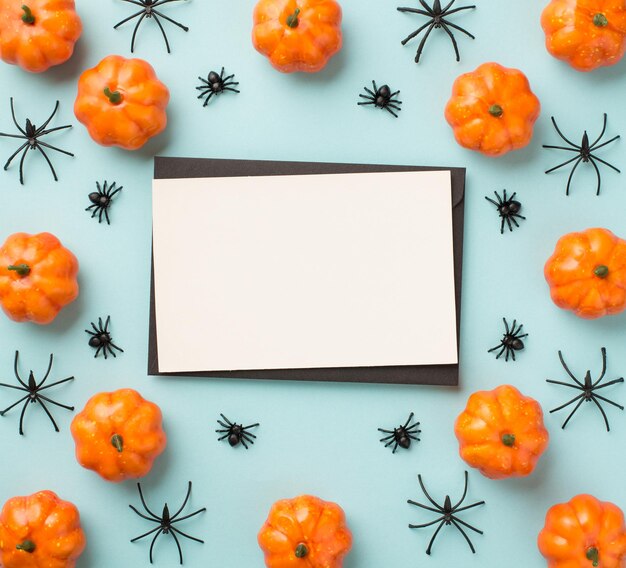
left=408, top=471, right=484, bottom=555
left=547, top=348, right=624, bottom=431
left=378, top=412, right=421, bottom=453
left=86, top=181, right=122, bottom=225
left=216, top=413, right=259, bottom=449
left=357, top=81, right=402, bottom=118
left=130, top=482, right=206, bottom=565
left=397, top=0, right=476, bottom=63
left=0, top=351, right=74, bottom=436
left=0, top=98, right=73, bottom=185
left=484, top=190, right=526, bottom=234
left=114, top=0, right=189, bottom=54
left=85, top=316, right=124, bottom=359
left=543, top=114, right=620, bottom=196
left=488, top=318, right=527, bottom=362
left=196, top=68, right=240, bottom=107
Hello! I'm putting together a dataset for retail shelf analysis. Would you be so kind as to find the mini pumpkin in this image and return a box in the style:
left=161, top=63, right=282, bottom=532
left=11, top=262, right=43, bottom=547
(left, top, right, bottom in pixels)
left=545, top=228, right=626, bottom=319
left=454, top=384, right=549, bottom=479
left=70, top=388, right=167, bottom=482
left=444, top=62, right=541, bottom=157
left=0, top=490, right=86, bottom=568
left=538, top=494, right=626, bottom=567
left=258, top=495, right=352, bottom=567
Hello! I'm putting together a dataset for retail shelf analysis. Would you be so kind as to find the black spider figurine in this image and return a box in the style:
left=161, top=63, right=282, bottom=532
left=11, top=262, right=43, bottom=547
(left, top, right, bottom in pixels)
left=86, top=181, right=122, bottom=225
left=357, top=81, right=402, bottom=118
left=488, top=318, right=527, bottom=362
left=543, top=114, right=620, bottom=196
left=196, top=68, right=240, bottom=107
left=85, top=316, right=124, bottom=359
left=0, top=351, right=74, bottom=436
left=547, top=348, right=623, bottom=431
left=0, top=98, right=73, bottom=185
left=216, top=413, right=259, bottom=449
left=114, top=0, right=189, bottom=54
left=130, top=482, right=206, bottom=565
left=408, top=471, right=484, bottom=555
left=397, top=0, right=476, bottom=63
left=378, top=412, right=421, bottom=453
left=484, top=190, right=526, bottom=234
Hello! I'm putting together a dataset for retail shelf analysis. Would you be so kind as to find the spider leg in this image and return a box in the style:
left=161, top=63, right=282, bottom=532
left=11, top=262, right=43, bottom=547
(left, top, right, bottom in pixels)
left=396, top=7, right=431, bottom=17
left=222, top=73, right=234, bottom=82
left=503, top=318, right=510, bottom=334
left=593, top=393, right=624, bottom=410
left=130, top=12, right=148, bottom=53
left=104, top=208, right=111, bottom=224
left=219, top=414, right=234, bottom=427
left=99, top=207, right=105, bottom=223
left=0, top=394, right=30, bottom=415
left=487, top=344, right=506, bottom=359
left=591, top=154, right=620, bottom=173
left=152, top=14, right=173, bottom=53
left=407, top=500, right=442, bottom=514
left=36, top=145, right=59, bottom=182
left=550, top=392, right=584, bottom=413
left=217, top=433, right=231, bottom=441
left=18, top=398, right=30, bottom=435
left=403, top=413, right=415, bottom=429
left=38, top=353, right=54, bottom=386
left=170, top=507, right=206, bottom=525
left=0, top=133, right=29, bottom=139
left=243, top=422, right=259, bottom=431
left=222, top=87, right=240, bottom=94
left=3, top=142, right=29, bottom=171
left=149, top=528, right=162, bottom=564
left=408, top=516, right=445, bottom=529
left=118, top=0, right=147, bottom=7
left=104, top=344, right=118, bottom=358
left=450, top=519, right=477, bottom=553
left=558, top=351, right=584, bottom=386
left=454, top=500, right=486, bottom=515
left=130, top=525, right=162, bottom=542
left=588, top=157, right=602, bottom=196
left=389, top=90, right=401, bottom=98
left=241, top=432, right=256, bottom=444
left=425, top=520, right=446, bottom=555
left=565, top=158, right=583, bottom=196
left=363, top=87, right=376, bottom=97
left=501, top=217, right=506, bottom=234
left=452, top=471, right=469, bottom=509
left=14, top=352, right=27, bottom=388
left=39, top=138, right=74, bottom=154
left=589, top=113, right=608, bottom=148
left=593, top=378, right=625, bottom=390
left=130, top=504, right=163, bottom=523
left=0, top=382, right=28, bottom=392
left=109, top=186, right=123, bottom=198
left=442, top=19, right=475, bottom=41
left=37, top=394, right=74, bottom=412
left=559, top=396, right=586, bottom=429
left=542, top=145, right=579, bottom=153
left=357, top=101, right=376, bottom=107
left=96, top=345, right=105, bottom=359
left=440, top=0, right=456, bottom=12
left=153, top=0, right=188, bottom=6
left=17, top=144, right=29, bottom=184
left=444, top=5, right=476, bottom=16
left=37, top=398, right=61, bottom=432
left=509, top=216, right=519, bottom=229
left=400, top=21, right=433, bottom=52
left=549, top=117, right=579, bottom=148
left=378, top=427, right=394, bottom=434
left=217, top=420, right=231, bottom=429
left=546, top=379, right=583, bottom=390
left=137, top=484, right=163, bottom=520
left=240, top=437, right=250, bottom=449
left=203, top=92, right=214, bottom=107
left=371, top=80, right=378, bottom=93
left=169, top=482, right=193, bottom=521
left=591, top=397, right=612, bottom=432
left=589, top=135, right=620, bottom=152
left=418, top=0, right=435, bottom=15
left=9, top=98, right=27, bottom=136
left=114, top=9, right=145, bottom=29
left=384, top=106, right=399, bottom=118
left=37, top=376, right=74, bottom=392
left=417, top=475, right=445, bottom=511
left=152, top=10, right=189, bottom=31
left=509, top=347, right=515, bottom=362
left=169, top=528, right=184, bottom=565
left=484, top=196, right=499, bottom=207
left=37, top=124, right=72, bottom=137
left=386, top=103, right=403, bottom=112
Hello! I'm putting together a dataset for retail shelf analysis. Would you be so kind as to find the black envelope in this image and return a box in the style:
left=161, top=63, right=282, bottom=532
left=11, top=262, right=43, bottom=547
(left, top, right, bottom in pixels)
left=149, top=157, right=465, bottom=386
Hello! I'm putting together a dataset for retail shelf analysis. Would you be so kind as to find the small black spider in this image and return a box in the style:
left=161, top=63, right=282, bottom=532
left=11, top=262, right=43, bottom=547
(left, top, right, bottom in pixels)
left=543, top=114, right=620, bottom=196
left=0, top=98, right=73, bottom=185
left=85, top=316, right=124, bottom=359
left=130, top=481, right=206, bottom=565
left=86, top=181, right=122, bottom=225
left=488, top=318, right=527, bottom=362
left=196, top=68, right=240, bottom=107
left=408, top=470, right=484, bottom=555
left=397, top=0, right=476, bottom=63
left=0, top=351, right=74, bottom=436
left=216, top=413, right=259, bottom=449
left=484, top=190, right=526, bottom=234
left=378, top=412, right=421, bottom=453
left=357, top=81, right=402, bottom=118
left=547, top=348, right=624, bottom=431
left=114, top=0, right=189, bottom=54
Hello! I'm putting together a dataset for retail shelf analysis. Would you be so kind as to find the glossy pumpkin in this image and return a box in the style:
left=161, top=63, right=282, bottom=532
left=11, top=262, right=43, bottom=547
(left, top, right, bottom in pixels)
left=74, top=55, right=169, bottom=150
left=444, top=62, right=541, bottom=157
left=0, top=232, right=79, bottom=324
left=0, top=490, right=86, bottom=568
left=454, top=384, right=549, bottom=479
left=545, top=228, right=626, bottom=319
left=258, top=495, right=352, bottom=567
left=541, top=0, right=626, bottom=72
left=252, top=0, right=343, bottom=73
left=70, top=388, right=167, bottom=482
left=538, top=494, right=626, bottom=567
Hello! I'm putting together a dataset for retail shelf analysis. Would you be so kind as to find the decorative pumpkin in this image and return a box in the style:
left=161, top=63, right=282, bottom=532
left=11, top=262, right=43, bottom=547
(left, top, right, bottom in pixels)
left=258, top=495, right=352, bottom=567
left=541, top=0, right=626, bottom=72
left=454, top=384, right=549, bottom=479
left=545, top=228, right=626, bottom=319
left=252, top=0, right=343, bottom=73
left=0, top=232, right=79, bottom=325
left=444, top=62, right=541, bottom=157
left=0, top=490, right=86, bottom=568
left=74, top=55, right=169, bottom=150
left=0, top=0, right=82, bottom=73
left=538, top=494, right=626, bottom=567
left=70, top=388, right=167, bottom=483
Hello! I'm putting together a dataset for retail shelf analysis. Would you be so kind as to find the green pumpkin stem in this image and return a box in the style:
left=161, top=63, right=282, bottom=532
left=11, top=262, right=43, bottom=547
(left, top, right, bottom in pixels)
left=593, top=13, right=608, bottom=27
left=7, top=264, right=30, bottom=277
left=111, top=434, right=124, bottom=453
left=286, top=8, right=301, bottom=28
left=16, top=540, right=36, bottom=553
left=586, top=546, right=599, bottom=567
left=21, top=5, right=35, bottom=24
left=104, top=87, right=123, bottom=105
left=489, top=104, right=503, bottom=118
left=294, top=543, right=308, bottom=558
left=594, top=265, right=609, bottom=278
left=501, top=433, right=516, bottom=447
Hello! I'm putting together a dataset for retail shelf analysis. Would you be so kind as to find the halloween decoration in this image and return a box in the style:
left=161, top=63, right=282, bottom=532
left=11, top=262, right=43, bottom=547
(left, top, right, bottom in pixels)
left=378, top=412, right=421, bottom=453
left=488, top=318, right=527, bottom=361
left=216, top=413, right=259, bottom=449
left=484, top=190, right=525, bottom=233
left=85, top=316, right=124, bottom=359
left=86, top=181, right=122, bottom=224
left=357, top=81, right=402, bottom=118
left=196, top=68, right=240, bottom=106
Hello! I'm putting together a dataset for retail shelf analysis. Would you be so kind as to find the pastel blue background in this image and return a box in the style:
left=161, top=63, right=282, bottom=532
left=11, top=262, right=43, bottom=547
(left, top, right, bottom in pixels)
left=1, top=0, right=626, bottom=566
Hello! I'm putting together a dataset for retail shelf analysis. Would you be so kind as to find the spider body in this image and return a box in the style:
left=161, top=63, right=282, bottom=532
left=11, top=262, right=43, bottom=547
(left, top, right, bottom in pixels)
left=378, top=412, right=421, bottom=453
left=484, top=190, right=526, bottom=234
left=216, top=413, right=259, bottom=449
left=488, top=318, right=527, bottom=362
left=86, top=181, right=122, bottom=224
left=85, top=316, right=124, bottom=359
left=196, top=68, right=240, bottom=106
left=0, top=98, right=73, bottom=185
left=357, top=81, right=402, bottom=118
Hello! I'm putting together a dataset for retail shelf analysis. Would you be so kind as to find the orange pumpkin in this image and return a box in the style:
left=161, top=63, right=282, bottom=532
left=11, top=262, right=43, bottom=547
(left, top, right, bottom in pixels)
left=454, top=384, right=549, bottom=479
left=70, top=388, right=167, bottom=483
left=252, top=0, right=343, bottom=73
left=444, top=62, right=541, bottom=157
left=0, top=232, right=79, bottom=325
left=538, top=494, right=626, bottom=567
left=258, top=495, right=352, bottom=567
left=545, top=228, right=626, bottom=319
left=541, top=0, right=626, bottom=72
left=0, top=0, right=82, bottom=73
left=0, top=490, right=86, bottom=568
left=74, top=55, right=169, bottom=150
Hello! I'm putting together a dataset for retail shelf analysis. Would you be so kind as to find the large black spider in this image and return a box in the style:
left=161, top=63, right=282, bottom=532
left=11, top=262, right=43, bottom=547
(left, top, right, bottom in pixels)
left=488, top=318, right=527, bottom=362
left=408, top=471, right=484, bottom=555
left=0, top=351, right=74, bottom=436
left=547, top=348, right=624, bottom=431
left=86, top=181, right=122, bottom=225
left=114, top=0, right=189, bottom=54
left=357, top=81, right=402, bottom=118
left=130, top=482, right=205, bottom=564
left=397, top=0, right=476, bottom=63
left=484, top=190, right=526, bottom=234
left=196, top=68, right=240, bottom=107
left=85, top=316, right=124, bottom=359
left=216, top=414, right=259, bottom=449
left=543, top=114, right=620, bottom=196
left=0, top=98, right=73, bottom=185
left=378, top=412, right=421, bottom=453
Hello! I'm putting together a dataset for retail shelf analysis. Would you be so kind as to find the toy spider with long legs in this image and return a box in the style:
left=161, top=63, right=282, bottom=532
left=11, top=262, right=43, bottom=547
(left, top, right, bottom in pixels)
left=216, top=414, right=259, bottom=449
left=378, top=412, right=421, bottom=453
left=86, top=181, right=122, bottom=224
left=484, top=190, right=526, bottom=234
left=196, top=68, right=240, bottom=107
left=488, top=318, right=527, bottom=361
left=358, top=81, right=402, bottom=118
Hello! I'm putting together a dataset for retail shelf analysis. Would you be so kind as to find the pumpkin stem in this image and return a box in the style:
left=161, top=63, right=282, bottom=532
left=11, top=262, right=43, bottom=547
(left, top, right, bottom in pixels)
left=594, top=265, right=609, bottom=278
left=295, top=543, right=308, bottom=558
left=16, top=540, right=36, bottom=553
left=21, top=5, right=35, bottom=24
left=501, top=433, right=516, bottom=447
left=586, top=547, right=599, bottom=566
left=488, top=104, right=503, bottom=118
left=593, top=13, right=608, bottom=27
left=286, top=8, right=301, bottom=28
left=7, top=264, right=30, bottom=277
left=111, top=434, right=124, bottom=452
left=104, top=87, right=123, bottom=105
